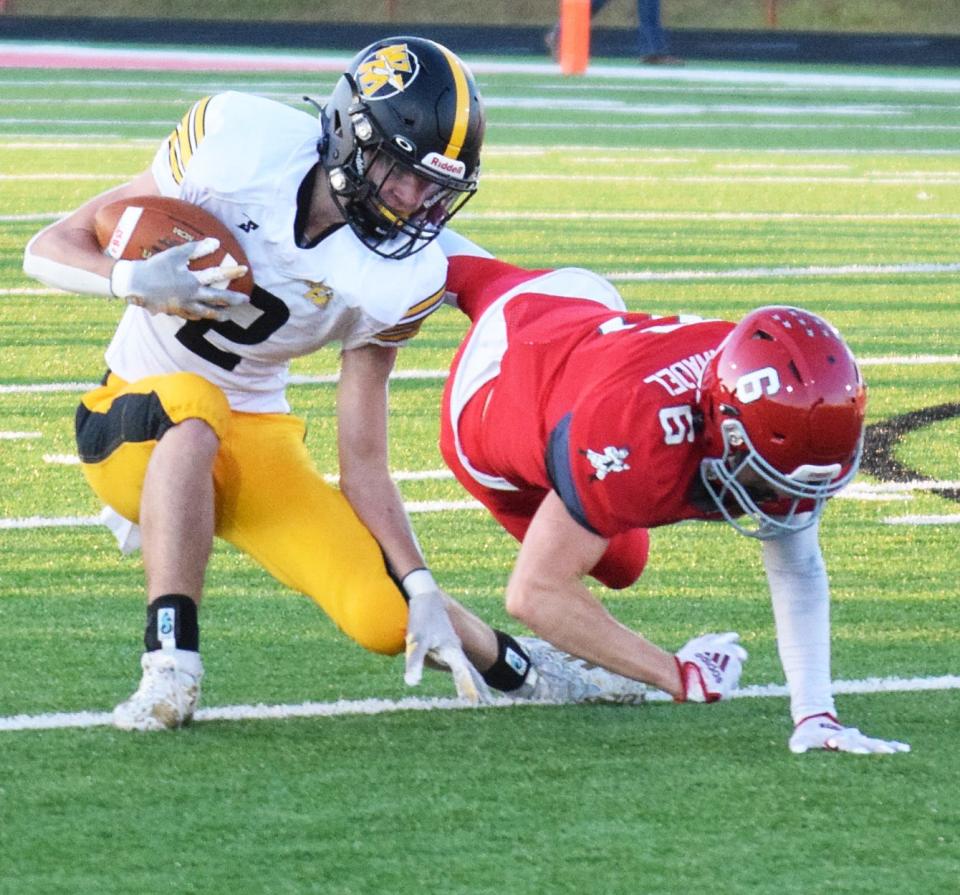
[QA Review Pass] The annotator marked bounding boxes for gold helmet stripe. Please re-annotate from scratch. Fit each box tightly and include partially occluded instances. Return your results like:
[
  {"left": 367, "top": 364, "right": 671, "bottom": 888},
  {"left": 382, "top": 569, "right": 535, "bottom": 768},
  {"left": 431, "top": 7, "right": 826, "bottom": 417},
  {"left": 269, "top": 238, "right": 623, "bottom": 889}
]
[{"left": 437, "top": 45, "right": 470, "bottom": 160}]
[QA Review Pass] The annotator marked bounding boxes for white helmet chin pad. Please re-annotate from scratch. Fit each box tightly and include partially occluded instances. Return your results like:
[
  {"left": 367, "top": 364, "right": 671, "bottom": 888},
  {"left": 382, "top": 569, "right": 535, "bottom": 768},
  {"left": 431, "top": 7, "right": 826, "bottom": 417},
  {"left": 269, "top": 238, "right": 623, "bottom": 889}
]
[{"left": 700, "top": 419, "right": 860, "bottom": 539}]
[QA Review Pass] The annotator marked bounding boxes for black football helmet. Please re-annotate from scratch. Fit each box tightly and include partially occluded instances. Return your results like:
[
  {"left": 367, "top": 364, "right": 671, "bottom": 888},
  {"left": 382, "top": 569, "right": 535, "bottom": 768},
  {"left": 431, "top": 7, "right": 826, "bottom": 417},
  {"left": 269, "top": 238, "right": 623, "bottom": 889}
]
[{"left": 318, "top": 36, "right": 486, "bottom": 259}]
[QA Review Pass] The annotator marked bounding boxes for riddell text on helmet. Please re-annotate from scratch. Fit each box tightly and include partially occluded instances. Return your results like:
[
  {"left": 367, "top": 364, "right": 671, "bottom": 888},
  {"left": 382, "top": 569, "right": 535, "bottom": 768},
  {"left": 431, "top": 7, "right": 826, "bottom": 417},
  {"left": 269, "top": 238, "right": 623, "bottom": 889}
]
[{"left": 422, "top": 152, "right": 466, "bottom": 179}]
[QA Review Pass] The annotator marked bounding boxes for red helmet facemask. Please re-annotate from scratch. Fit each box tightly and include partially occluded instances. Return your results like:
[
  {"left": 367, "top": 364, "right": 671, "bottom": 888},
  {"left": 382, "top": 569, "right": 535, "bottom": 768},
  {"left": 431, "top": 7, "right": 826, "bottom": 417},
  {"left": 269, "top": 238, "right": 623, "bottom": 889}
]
[{"left": 697, "top": 306, "right": 866, "bottom": 539}]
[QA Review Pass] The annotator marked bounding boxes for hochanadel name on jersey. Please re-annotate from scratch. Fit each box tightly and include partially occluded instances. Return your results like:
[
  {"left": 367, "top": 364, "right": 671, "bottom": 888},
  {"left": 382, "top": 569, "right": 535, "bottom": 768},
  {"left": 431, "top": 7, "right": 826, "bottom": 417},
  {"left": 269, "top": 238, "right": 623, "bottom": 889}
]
[
  {"left": 582, "top": 446, "right": 631, "bottom": 481},
  {"left": 643, "top": 349, "right": 717, "bottom": 397}
]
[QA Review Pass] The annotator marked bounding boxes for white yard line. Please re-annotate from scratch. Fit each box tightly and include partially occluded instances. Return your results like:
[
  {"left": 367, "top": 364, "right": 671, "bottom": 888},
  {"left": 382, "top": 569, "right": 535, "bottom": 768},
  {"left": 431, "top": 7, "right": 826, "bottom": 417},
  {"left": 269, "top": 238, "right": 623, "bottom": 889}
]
[
  {"left": 0, "top": 95, "right": 944, "bottom": 118},
  {"left": 9, "top": 172, "right": 960, "bottom": 185},
  {"left": 605, "top": 262, "right": 960, "bottom": 281},
  {"left": 0, "top": 431, "right": 41, "bottom": 439},
  {"left": 716, "top": 163, "right": 852, "bottom": 171},
  {"left": 0, "top": 500, "right": 482, "bottom": 531},
  {"left": 8, "top": 211, "right": 960, "bottom": 227},
  {"left": 460, "top": 211, "right": 960, "bottom": 222},
  {"left": 499, "top": 121, "right": 960, "bottom": 132},
  {"left": 487, "top": 172, "right": 960, "bottom": 185},
  {"left": 0, "top": 117, "right": 174, "bottom": 127},
  {"left": 34, "top": 449, "right": 958, "bottom": 500},
  {"left": 0, "top": 215, "right": 67, "bottom": 224},
  {"left": 1, "top": 352, "right": 958, "bottom": 397},
  {"left": 840, "top": 481, "right": 960, "bottom": 499},
  {"left": 42, "top": 452, "right": 461, "bottom": 478},
  {"left": 0, "top": 140, "right": 157, "bottom": 149},
  {"left": 0, "top": 78, "right": 332, "bottom": 90},
  {"left": 0, "top": 381, "right": 100, "bottom": 393},
  {"left": 42, "top": 454, "right": 79, "bottom": 464},
  {"left": 0, "top": 97, "right": 198, "bottom": 105},
  {"left": 5, "top": 97, "right": 929, "bottom": 118},
  {"left": 27, "top": 457, "right": 960, "bottom": 517},
  {"left": 486, "top": 97, "right": 909, "bottom": 116},
  {"left": 858, "top": 355, "right": 960, "bottom": 366},
  {"left": 4, "top": 492, "right": 957, "bottom": 532},
  {"left": 0, "top": 514, "right": 100, "bottom": 529},
  {"left": 2, "top": 673, "right": 957, "bottom": 733},
  {"left": 4, "top": 142, "right": 960, "bottom": 157},
  {"left": 0, "top": 173, "right": 136, "bottom": 180}
]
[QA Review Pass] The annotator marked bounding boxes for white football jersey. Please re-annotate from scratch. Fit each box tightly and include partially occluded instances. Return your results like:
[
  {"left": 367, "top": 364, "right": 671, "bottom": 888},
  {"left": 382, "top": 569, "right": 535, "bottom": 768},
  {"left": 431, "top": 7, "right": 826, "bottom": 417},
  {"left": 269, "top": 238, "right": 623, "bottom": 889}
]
[{"left": 104, "top": 92, "right": 448, "bottom": 412}]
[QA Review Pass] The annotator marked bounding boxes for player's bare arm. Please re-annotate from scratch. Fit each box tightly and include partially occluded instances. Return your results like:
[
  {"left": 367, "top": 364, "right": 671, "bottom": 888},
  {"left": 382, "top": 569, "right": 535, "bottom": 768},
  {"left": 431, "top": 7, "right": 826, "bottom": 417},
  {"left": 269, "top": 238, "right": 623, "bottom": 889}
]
[
  {"left": 336, "top": 343, "right": 497, "bottom": 702},
  {"left": 23, "top": 169, "right": 245, "bottom": 321},
  {"left": 507, "top": 491, "right": 684, "bottom": 697},
  {"left": 25, "top": 169, "right": 161, "bottom": 280},
  {"left": 336, "top": 343, "right": 425, "bottom": 578}
]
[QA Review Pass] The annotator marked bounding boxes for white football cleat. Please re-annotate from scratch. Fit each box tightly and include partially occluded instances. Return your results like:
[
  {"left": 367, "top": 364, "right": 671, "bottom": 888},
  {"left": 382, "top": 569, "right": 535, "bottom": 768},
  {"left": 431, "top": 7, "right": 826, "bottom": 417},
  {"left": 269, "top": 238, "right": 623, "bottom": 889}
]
[
  {"left": 113, "top": 649, "right": 204, "bottom": 731},
  {"left": 513, "top": 637, "right": 646, "bottom": 705}
]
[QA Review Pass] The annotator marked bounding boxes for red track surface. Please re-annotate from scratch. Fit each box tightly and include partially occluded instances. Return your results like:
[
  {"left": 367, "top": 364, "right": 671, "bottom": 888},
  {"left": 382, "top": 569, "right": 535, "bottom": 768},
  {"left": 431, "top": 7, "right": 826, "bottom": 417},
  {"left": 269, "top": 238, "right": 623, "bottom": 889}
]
[{"left": 0, "top": 43, "right": 345, "bottom": 71}]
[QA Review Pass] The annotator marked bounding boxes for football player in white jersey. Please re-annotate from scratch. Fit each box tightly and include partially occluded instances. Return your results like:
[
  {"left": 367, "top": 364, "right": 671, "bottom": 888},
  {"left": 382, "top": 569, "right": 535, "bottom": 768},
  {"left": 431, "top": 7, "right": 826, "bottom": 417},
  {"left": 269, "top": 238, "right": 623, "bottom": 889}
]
[{"left": 23, "top": 37, "right": 651, "bottom": 730}]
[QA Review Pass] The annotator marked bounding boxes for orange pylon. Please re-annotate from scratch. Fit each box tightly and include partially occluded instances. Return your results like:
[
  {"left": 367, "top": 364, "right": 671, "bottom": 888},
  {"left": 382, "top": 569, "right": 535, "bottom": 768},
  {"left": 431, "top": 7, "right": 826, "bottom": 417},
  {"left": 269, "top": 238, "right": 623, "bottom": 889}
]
[{"left": 559, "top": 0, "right": 591, "bottom": 76}]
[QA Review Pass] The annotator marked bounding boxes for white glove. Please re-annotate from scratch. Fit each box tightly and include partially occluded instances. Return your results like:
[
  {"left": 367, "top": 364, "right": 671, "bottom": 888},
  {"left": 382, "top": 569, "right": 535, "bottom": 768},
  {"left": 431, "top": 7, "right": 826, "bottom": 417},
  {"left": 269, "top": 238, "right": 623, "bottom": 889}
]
[
  {"left": 110, "top": 238, "right": 248, "bottom": 321},
  {"left": 789, "top": 713, "right": 911, "bottom": 755},
  {"left": 674, "top": 631, "right": 747, "bottom": 703},
  {"left": 402, "top": 571, "right": 491, "bottom": 705}
]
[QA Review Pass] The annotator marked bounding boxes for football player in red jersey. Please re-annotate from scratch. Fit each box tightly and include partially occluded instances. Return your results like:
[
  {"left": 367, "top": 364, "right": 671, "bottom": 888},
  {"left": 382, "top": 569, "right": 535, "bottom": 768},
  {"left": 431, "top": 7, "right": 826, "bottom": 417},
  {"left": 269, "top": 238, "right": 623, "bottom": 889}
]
[{"left": 436, "top": 230, "right": 910, "bottom": 754}]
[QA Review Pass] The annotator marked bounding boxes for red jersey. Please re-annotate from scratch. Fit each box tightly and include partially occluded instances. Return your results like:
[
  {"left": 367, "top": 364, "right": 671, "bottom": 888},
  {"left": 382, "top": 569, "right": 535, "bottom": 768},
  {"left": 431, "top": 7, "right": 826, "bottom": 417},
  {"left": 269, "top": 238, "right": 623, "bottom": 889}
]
[{"left": 446, "top": 256, "right": 735, "bottom": 539}]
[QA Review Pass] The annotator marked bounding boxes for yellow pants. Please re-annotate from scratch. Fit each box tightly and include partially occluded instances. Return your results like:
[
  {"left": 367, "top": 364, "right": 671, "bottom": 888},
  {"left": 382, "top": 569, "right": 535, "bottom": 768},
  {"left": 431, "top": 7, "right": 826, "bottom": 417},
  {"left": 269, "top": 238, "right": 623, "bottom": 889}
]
[{"left": 76, "top": 371, "right": 407, "bottom": 655}]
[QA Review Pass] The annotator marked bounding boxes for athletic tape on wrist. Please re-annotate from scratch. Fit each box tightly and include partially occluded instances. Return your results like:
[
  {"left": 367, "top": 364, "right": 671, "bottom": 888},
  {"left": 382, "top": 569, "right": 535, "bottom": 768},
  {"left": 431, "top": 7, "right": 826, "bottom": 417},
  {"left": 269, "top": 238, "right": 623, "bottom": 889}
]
[
  {"left": 401, "top": 567, "right": 437, "bottom": 599},
  {"left": 109, "top": 259, "right": 135, "bottom": 299}
]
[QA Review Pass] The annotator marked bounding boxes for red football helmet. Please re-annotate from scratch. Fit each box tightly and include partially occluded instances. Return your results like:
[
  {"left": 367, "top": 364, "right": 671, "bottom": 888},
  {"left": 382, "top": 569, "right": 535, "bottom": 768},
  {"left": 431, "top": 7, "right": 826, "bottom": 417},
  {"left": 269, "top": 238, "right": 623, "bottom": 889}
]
[{"left": 697, "top": 306, "right": 866, "bottom": 538}]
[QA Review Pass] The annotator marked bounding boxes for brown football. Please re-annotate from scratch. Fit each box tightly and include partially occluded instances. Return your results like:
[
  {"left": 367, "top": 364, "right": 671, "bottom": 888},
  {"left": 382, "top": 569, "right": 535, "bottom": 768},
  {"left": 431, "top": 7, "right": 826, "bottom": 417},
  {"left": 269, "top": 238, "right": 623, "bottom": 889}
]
[{"left": 93, "top": 195, "right": 254, "bottom": 296}]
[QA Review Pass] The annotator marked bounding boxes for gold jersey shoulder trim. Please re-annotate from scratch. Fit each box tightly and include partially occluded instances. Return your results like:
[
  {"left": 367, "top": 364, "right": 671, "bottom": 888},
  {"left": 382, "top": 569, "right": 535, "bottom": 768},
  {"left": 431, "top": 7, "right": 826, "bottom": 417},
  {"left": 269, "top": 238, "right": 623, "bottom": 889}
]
[
  {"left": 167, "top": 96, "right": 212, "bottom": 185},
  {"left": 374, "top": 283, "right": 446, "bottom": 344}
]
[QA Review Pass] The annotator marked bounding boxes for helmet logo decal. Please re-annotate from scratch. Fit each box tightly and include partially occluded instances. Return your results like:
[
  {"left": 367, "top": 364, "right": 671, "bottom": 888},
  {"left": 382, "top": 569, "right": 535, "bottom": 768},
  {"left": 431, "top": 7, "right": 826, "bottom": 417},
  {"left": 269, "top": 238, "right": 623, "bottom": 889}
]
[
  {"left": 356, "top": 44, "right": 419, "bottom": 100},
  {"left": 735, "top": 366, "right": 780, "bottom": 403},
  {"left": 582, "top": 446, "right": 631, "bottom": 481}
]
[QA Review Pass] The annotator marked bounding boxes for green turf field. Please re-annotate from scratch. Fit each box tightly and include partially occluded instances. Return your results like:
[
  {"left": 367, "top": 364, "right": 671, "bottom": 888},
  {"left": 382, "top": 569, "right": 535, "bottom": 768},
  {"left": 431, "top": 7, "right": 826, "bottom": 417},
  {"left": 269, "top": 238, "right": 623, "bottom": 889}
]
[{"left": 1, "top": 49, "right": 958, "bottom": 895}]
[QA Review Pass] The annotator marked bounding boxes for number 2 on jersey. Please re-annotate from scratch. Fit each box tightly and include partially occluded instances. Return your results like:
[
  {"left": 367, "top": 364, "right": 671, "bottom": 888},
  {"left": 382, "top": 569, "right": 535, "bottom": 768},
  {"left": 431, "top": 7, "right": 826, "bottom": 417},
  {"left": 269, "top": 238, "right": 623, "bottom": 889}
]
[{"left": 175, "top": 285, "right": 290, "bottom": 371}]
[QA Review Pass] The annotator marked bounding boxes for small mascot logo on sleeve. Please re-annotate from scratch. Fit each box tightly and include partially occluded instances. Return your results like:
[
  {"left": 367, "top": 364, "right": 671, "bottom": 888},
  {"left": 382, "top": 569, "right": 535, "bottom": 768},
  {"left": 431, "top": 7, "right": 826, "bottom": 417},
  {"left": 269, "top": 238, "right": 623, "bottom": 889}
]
[
  {"left": 582, "top": 446, "right": 631, "bottom": 481},
  {"left": 356, "top": 44, "right": 420, "bottom": 100},
  {"left": 305, "top": 280, "right": 334, "bottom": 308}
]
